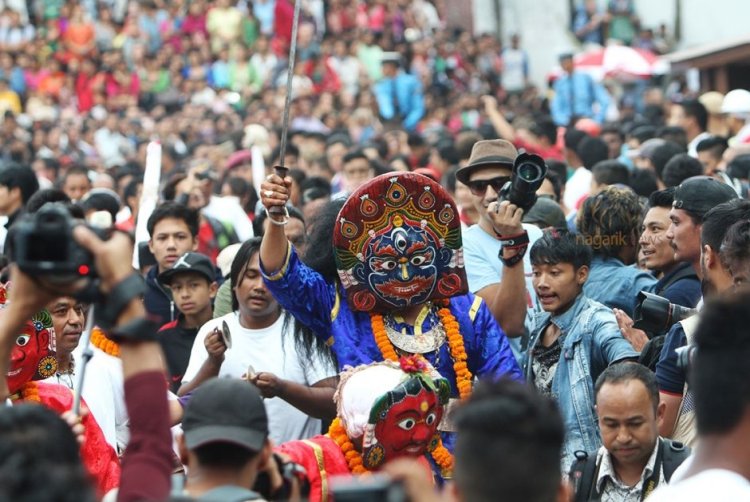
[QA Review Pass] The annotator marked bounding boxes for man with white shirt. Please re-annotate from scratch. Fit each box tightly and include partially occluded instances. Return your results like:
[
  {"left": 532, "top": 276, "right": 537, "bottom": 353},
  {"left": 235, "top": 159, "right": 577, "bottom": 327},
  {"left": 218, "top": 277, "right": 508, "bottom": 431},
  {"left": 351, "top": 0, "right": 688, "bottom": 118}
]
[
  {"left": 648, "top": 291, "right": 750, "bottom": 501},
  {"left": 41, "top": 297, "right": 127, "bottom": 453},
  {"left": 501, "top": 34, "right": 529, "bottom": 95},
  {"left": 179, "top": 238, "right": 337, "bottom": 445}
]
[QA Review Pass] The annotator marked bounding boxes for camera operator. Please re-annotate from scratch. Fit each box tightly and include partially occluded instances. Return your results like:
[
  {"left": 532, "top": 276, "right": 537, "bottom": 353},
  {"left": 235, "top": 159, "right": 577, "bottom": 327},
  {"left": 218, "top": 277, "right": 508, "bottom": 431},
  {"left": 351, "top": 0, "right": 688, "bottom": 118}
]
[
  {"left": 459, "top": 139, "right": 545, "bottom": 343},
  {"left": 656, "top": 195, "right": 749, "bottom": 446}
]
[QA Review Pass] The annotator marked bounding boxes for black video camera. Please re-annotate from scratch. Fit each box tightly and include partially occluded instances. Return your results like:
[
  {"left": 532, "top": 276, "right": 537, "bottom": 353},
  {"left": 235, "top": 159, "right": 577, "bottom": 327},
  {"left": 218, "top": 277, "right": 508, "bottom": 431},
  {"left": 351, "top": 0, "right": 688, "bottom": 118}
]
[
  {"left": 632, "top": 291, "right": 697, "bottom": 334},
  {"left": 499, "top": 151, "right": 548, "bottom": 212},
  {"left": 12, "top": 203, "right": 101, "bottom": 286}
]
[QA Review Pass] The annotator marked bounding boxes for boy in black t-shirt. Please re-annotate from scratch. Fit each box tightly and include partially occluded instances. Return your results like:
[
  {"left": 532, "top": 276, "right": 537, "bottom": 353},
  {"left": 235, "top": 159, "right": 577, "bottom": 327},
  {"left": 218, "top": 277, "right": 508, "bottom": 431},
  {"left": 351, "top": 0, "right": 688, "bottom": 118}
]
[{"left": 158, "top": 252, "right": 218, "bottom": 392}]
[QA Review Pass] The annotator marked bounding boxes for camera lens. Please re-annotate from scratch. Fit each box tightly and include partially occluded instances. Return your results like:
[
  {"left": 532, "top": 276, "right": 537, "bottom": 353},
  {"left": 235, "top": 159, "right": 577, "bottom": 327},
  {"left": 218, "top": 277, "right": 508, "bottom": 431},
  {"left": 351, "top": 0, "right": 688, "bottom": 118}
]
[{"left": 517, "top": 162, "right": 543, "bottom": 182}]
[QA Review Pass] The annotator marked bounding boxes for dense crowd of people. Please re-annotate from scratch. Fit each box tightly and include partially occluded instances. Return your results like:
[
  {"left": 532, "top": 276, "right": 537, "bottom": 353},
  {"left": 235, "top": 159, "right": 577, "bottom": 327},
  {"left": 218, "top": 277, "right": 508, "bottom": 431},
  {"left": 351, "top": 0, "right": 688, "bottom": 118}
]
[{"left": 2, "top": 1, "right": 750, "bottom": 501}]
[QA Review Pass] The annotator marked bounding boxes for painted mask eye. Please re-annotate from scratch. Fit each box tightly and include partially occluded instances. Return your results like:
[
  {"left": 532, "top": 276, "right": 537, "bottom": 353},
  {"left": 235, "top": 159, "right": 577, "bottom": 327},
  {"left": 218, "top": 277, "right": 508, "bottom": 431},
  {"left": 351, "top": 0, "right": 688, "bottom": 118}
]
[
  {"left": 16, "top": 335, "right": 30, "bottom": 347},
  {"left": 410, "top": 255, "right": 427, "bottom": 266},
  {"left": 380, "top": 260, "right": 398, "bottom": 271},
  {"left": 394, "top": 231, "right": 408, "bottom": 252},
  {"left": 425, "top": 412, "right": 437, "bottom": 426},
  {"left": 398, "top": 418, "right": 416, "bottom": 431}
]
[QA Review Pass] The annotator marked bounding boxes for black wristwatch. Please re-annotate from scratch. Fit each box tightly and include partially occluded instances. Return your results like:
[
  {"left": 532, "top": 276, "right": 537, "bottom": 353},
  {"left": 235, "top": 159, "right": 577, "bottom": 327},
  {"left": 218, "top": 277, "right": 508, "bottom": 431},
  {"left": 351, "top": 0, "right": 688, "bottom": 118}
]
[{"left": 497, "top": 230, "right": 530, "bottom": 268}]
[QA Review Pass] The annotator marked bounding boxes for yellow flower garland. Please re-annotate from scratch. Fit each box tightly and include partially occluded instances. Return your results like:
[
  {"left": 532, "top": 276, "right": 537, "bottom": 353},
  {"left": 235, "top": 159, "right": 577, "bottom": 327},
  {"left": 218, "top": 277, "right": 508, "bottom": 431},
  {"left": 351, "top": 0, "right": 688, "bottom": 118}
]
[
  {"left": 370, "top": 302, "right": 473, "bottom": 400},
  {"left": 90, "top": 327, "right": 120, "bottom": 358},
  {"left": 327, "top": 417, "right": 454, "bottom": 477}
]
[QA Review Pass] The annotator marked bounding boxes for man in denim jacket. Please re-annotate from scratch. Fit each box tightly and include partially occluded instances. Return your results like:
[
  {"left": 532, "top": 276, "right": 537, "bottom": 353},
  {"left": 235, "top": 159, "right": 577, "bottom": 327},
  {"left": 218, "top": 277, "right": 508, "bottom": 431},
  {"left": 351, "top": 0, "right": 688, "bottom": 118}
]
[{"left": 522, "top": 229, "right": 638, "bottom": 471}]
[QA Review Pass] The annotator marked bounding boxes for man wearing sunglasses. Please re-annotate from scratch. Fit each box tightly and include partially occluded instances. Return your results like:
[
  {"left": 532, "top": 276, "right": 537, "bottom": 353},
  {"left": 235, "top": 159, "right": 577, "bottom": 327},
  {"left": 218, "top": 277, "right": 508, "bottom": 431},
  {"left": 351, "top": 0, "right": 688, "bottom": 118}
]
[{"left": 459, "top": 139, "right": 544, "bottom": 349}]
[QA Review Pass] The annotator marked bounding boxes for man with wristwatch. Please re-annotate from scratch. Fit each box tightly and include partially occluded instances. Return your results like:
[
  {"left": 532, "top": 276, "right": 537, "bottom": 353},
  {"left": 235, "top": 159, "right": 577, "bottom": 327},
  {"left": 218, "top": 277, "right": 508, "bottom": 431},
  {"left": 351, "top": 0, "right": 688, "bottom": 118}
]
[{"left": 459, "top": 139, "right": 544, "bottom": 351}]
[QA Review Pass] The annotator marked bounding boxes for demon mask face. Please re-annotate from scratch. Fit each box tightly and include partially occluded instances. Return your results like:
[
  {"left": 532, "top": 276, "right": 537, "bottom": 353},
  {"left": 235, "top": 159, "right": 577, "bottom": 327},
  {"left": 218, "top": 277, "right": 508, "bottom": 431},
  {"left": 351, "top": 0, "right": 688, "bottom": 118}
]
[{"left": 334, "top": 173, "right": 467, "bottom": 312}]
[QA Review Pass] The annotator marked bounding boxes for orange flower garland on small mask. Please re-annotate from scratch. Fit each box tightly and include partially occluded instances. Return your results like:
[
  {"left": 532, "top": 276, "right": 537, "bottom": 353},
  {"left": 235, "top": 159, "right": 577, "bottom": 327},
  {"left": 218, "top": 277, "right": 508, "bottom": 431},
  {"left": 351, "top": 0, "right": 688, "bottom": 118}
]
[
  {"left": 328, "top": 417, "right": 369, "bottom": 475},
  {"left": 328, "top": 355, "right": 456, "bottom": 477}
]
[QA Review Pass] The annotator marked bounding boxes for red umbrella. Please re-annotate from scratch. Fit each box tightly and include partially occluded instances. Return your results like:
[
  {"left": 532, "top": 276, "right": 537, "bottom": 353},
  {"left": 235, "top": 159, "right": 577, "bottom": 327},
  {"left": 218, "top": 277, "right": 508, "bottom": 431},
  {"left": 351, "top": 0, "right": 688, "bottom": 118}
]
[{"left": 574, "top": 45, "right": 664, "bottom": 79}]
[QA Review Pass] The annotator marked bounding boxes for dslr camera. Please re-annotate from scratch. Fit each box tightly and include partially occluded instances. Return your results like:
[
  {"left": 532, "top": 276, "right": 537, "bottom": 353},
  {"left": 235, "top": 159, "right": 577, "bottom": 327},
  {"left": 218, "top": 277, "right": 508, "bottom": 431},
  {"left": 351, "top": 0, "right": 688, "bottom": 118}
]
[
  {"left": 632, "top": 291, "right": 698, "bottom": 334},
  {"left": 12, "top": 203, "right": 101, "bottom": 286},
  {"left": 499, "top": 151, "right": 548, "bottom": 212}
]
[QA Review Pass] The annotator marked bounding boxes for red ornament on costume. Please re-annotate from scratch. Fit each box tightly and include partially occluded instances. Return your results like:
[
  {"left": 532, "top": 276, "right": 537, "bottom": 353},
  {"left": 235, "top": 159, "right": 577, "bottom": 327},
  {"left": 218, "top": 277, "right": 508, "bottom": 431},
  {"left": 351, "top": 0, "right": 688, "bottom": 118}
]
[{"left": 16, "top": 382, "right": 122, "bottom": 497}]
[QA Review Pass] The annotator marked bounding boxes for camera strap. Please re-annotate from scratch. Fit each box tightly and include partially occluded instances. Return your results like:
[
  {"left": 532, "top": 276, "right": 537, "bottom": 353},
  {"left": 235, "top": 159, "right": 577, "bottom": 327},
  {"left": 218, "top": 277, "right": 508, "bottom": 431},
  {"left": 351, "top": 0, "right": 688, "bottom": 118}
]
[{"left": 497, "top": 231, "right": 529, "bottom": 268}]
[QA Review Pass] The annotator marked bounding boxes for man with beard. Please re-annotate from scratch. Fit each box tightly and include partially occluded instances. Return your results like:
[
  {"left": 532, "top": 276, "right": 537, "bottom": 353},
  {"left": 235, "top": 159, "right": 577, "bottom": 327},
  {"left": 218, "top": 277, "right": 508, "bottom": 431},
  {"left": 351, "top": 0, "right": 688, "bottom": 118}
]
[
  {"left": 656, "top": 196, "right": 749, "bottom": 447},
  {"left": 179, "top": 237, "right": 338, "bottom": 445}
]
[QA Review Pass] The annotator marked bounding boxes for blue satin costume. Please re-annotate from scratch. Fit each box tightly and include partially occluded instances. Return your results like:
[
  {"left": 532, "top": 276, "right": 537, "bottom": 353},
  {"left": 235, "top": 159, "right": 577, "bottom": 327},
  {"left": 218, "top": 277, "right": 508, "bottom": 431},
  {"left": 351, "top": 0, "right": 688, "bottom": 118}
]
[{"left": 261, "top": 244, "right": 524, "bottom": 396}]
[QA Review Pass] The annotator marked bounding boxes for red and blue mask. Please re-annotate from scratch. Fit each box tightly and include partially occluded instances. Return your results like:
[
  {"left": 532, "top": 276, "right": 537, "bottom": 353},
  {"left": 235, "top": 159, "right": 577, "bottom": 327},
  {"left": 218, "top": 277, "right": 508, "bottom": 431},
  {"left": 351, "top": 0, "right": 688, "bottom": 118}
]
[{"left": 334, "top": 173, "right": 468, "bottom": 312}]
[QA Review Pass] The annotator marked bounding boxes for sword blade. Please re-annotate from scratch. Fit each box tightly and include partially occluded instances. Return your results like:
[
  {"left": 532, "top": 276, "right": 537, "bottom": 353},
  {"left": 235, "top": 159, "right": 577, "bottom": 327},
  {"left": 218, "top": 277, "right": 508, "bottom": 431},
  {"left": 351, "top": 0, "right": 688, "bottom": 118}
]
[{"left": 277, "top": 0, "right": 303, "bottom": 172}]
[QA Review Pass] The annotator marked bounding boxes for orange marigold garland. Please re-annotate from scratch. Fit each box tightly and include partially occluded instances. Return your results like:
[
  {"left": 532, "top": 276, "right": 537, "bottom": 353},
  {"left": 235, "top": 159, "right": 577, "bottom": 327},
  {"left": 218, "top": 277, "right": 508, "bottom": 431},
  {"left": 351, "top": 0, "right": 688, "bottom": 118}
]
[
  {"left": 328, "top": 417, "right": 368, "bottom": 475},
  {"left": 371, "top": 313, "right": 398, "bottom": 362},
  {"left": 436, "top": 304, "right": 473, "bottom": 400},
  {"left": 13, "top": 381, "right": 41, "bottom": 403},
  {"left": 370, "top": 303, "right": 473, "bottom": 400},
  {"left": 90, "top": 327, "right": 120, "bottom": 357},
  {"left": 430, "top": 441, "right": 454, "bottom": 476},
  {"left": 328, "top": 417, "right": 454, "bottom": 477}
]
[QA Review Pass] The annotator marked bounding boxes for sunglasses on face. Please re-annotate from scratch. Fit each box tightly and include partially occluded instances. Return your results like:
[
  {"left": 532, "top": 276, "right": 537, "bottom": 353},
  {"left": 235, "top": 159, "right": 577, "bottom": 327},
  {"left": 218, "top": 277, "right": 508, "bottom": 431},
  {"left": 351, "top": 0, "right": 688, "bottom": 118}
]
[{"left": 466, "top": 176, "right": 511, "bottom": 196}]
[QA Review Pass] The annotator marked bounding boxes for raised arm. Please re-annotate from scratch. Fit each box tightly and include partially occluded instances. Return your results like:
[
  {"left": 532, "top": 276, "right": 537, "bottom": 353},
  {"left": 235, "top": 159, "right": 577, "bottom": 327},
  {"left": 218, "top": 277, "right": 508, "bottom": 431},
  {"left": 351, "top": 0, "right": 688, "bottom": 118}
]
[
  {"left": 465, "top": 200, "right": 530, "bottom": 338},
  {"left": 258, "top": 177, "right": 336, "bottom": 338},
  {"left": 482, "top": 95, "right": 517, "bottom": 142},
  {"left": 259, "top": 172, "right": 292, "bottom": 274}
]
